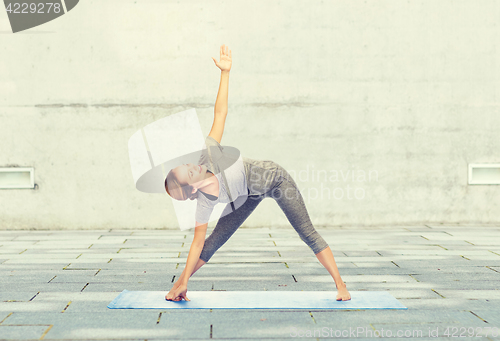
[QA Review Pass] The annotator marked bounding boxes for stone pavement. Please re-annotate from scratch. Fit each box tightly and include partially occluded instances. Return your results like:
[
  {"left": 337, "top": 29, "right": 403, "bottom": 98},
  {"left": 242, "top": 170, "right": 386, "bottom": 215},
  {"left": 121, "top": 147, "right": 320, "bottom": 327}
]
[{"left": 0, "top": 225, "right": 499, "bottom": 340}]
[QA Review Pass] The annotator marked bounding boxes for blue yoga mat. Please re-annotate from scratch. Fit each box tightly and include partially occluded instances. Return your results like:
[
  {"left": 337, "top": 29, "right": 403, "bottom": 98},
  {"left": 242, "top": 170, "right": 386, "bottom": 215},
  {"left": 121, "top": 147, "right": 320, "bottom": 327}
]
[{"left": 107, "top": 290, "right": 407, "bottom": 310}]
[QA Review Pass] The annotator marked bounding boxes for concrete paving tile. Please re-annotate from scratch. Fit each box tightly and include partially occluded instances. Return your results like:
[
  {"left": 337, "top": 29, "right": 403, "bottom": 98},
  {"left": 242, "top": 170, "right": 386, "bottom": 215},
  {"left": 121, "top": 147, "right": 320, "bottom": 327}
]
[
  {"left": 81, "top": 281, "right": 212, "bottom": 292},
  {"left": 89, "top": 243, "right": 184, "bottom": 249},
  {"left": 339, "top": 281, "right": 432, "bottom": 290},
  {"left": 378, "top": 249, "right": 454, "bottom": 256},
  {"left": 181, "top": 251, "right": 281, "bottom": 259},
  {"left": 10, "top": 282, "right": 90, "bottom": 292},
  {"left": 0, "top": 301, "right": 65, "bottom": 313},
  {"left": 388, "top": 259, "right": 474, "bottom": 269},
  {"left": 32, "top": 291, "right": 120, "bottom": 303},
  {"left": 2, "top": 280, "right": 55, "bottom": 289},
  {"left": 0, "top": 325, "right": 52, "bottom": 339},
  {"left": 7, "top": 253, "right": 80, "bottom": 259},
  {"left": 157, "top": 310, "right": 212, "bottom": 338},
  {"left": 118, "top": 241, "right": 186, "bottom": 248},
  {"left": 431, "top": 290, "right": 500, "bottom": 300},
  {"left": 0, "top": 264, "right": 70, "bottom": 271},
  {"left": 286, "top": 261, "right": 359, "bottom": 269},
  {"left": 9, "top": 269, "right": 97, "bottom": 283},
  {"left": 2, "top": 258, "right": 73, "bottom": 265},
  {"left": 106, "top": 258, "right": 183, "bottom": 264},
  {"left": 27, "top": 241, "right": 98, "bottom": 248},
  {"left": 190, "top": 275, "right": 293, "bottom": 282},
  {"left": 341, "top": 251, "right": 384, "bottom": 257},
  {"left": 0, "top": 251, "right": 25, "bottom": 256},
  {"left": 412, "top": 273, "right": 500, "bottom": 282},
  {"left": 118, "top": 252, "right": 182, "bottom": 258},
  {"left": 4, "top": 311, "right": 159, "bottom": 325},
  {"left": 0, "top": 292, "right": 39, "bottom": 302},
  {"left": 380, "top": 289, "right": 446, "bottom": 299},
  {"left": 276, "top": 251, "right": 325, "bottom": 259},
  {"left": 406, "top": 280, "right": 498, "bottom": 291},
  {"left": 28, "top": 312, "right": 181, "bottom": 340},
  {"left": 61, "top": 262, "right": 133, "bottom": 270},
  {"left": 95, "top": 268, "right": 178, "bottom": 277},
  {"left": 420, "top": 266, "right": 498, "bottom": 274},
  {"left": 294, "top": 274, "right": 413, "bottom": 283},
  {"left": 211, "top": 310, "right": 315, "bottom": 339},
  {"left": 67, "top": 300, "right": 127, "bottom": 312},
  {"left": 342, "top": 268, "right": 412, "bottom": 275},
  {"left": 0, "top": 269, "right": 54, "bottom": 275},
  {"left": 55, "top": 275, "right": 173, "bottom": 285},
  {"left": 118, "top": 247, "right": 188, "bottom": 253},
  {"left": 197, "top": 256, "right": 297, "bottom": 263},
  {"left": 398, "top": 298, "right": 500, "bottom": 310},
  {"left": 458, "top": 260, "right": 500, "bottom": 267},
  {"left": 369, "top": 244, "right": 449, "bottom": 250},
  {"left": 211, "top": 279, "right": 305, "bottom": 291},
  {"left": 14, "top": 235, "right": 99, "bottom": 241},
  {"left": 194, "top": 272, "right": 291, "bottom": 282},
  {"left": 79, "top": 282, "right": 162, "bottom": 292},
  {"left": 418, "top": 281, "right": 500, "bottom": 290},
  {"left": 195, "top": 261, "right": 287, "bottom": 271}
]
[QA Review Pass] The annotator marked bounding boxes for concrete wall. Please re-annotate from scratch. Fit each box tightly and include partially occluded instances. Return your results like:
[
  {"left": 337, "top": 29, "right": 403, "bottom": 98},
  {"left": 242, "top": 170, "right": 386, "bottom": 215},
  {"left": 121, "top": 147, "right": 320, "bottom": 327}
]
[{"left": 1, "top": 0, "right": 499, "bottom": 230}]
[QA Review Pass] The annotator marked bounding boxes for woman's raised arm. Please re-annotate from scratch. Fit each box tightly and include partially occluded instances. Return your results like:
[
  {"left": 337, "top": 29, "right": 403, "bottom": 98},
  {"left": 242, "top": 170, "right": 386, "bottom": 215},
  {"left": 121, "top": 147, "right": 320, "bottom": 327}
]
[{"left": 209, "top": 44, "right": 232, "bottom": 144}]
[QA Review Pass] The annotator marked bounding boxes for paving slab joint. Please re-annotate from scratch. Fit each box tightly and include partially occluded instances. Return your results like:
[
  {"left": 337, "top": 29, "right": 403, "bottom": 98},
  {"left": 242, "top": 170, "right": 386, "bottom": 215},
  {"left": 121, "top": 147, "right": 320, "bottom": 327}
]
[
  {"left": 0, "top": 312, "right": 13, "bottom": 324},
  {"left": 29, "top": 292, "right": 40, "bottom": 301},
  {"left": 469, "top": 311, "right": 488, "bottom": 323},
  {"left": 61, "top": 301, "right": 71, "bottom": 313},
  {"left": 431, "top": 289, "right": 445, "bottom": 298}
]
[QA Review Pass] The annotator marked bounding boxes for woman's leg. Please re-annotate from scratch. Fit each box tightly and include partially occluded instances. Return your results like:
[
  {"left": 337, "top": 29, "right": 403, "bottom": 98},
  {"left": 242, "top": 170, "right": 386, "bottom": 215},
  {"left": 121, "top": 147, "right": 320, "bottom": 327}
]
[
  {"left": 192, "top": 194, "right": 265, "bottom": 269},
  {"left": 268, "top": 170, "right": 350, "bottom": 300},
  {"left": 177, "top": 196, "right": 264, "bottom": 284},
  {"left": 179, "top": 195, "right": 264, "bottom": 283}
]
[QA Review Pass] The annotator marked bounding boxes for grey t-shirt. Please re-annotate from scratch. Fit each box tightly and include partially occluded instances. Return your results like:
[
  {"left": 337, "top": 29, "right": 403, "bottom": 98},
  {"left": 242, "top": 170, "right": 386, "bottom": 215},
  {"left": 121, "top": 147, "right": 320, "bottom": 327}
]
[{"left": 195, "top": 136, "right": 248, "bottom": 224}]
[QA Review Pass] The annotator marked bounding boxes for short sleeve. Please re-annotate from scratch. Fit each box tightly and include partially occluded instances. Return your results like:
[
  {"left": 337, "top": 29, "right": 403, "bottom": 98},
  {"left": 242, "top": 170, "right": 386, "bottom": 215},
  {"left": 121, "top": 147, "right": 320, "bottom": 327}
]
[
  {"left": 205, "top": 136, "right": 223, "bottom": 152},
  {"left": 198, "top": 136, "right": 224, "bottom": 171},
  {"left": 205, "top": 136, "right": 224, "bottom": 161},
  {"left": 195, "top": 195, "right": 215, "bottom": 224}
]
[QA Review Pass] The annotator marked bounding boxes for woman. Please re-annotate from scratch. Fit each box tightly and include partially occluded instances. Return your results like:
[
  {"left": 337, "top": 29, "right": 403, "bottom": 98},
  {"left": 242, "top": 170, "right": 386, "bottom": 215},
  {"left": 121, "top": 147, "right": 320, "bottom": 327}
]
[{"left": 165, "top": 44, "right": 350, "bottom": 302}]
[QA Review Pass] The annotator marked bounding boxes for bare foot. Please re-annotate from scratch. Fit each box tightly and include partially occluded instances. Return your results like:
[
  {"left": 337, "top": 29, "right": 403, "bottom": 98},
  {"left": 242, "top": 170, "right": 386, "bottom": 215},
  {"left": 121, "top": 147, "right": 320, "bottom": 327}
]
[{"left": 336, "top": 283, "right": 351, "bottom": 301}]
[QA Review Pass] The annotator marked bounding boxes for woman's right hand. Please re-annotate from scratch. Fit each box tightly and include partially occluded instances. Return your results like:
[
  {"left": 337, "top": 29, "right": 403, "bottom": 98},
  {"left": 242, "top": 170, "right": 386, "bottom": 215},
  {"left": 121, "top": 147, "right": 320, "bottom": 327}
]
[
  {"left": 166, "top": 283, "right": 190, "bottom": 301},
  {"left": 212, "top": 44, "right": 232, "bottom": 72},
  {"left": 165, "top": 278, "right": 182, "bottom": 301}
]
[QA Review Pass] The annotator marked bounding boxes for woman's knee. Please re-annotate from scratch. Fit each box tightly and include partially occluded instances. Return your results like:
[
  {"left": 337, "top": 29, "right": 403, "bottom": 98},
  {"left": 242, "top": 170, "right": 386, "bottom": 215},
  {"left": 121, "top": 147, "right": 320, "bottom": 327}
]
[{"left": 310, "top": 231, "right": 329, "bottom": 254}]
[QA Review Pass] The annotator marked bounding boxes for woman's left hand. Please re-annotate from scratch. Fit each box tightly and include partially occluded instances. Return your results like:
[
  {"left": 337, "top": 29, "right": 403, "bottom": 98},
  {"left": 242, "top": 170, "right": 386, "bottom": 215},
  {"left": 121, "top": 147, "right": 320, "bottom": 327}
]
[
  {"left": 212, "top": 44, "right": 232, "bottom": 72},
  {"left": 166, "top": 283, "right": 190, "bottom": 301}
]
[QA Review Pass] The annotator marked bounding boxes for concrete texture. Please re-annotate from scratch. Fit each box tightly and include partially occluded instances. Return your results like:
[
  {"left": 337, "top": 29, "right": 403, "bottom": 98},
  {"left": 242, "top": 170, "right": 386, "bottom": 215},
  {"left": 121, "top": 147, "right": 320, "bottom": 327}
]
[
  {"left": 0, "top": 225, "right": 500, "bottom": 340},
  {"left": 1, "top": 1, "right": 499, "bottom": 229}
]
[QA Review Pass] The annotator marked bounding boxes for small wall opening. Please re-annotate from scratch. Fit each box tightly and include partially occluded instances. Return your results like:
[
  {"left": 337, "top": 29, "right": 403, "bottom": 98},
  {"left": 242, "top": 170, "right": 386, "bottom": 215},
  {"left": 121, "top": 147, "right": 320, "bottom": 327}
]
[
  {"left": 0, "top": 167, "right": 35, "bottom": 189},
  {"left": 468, "top": 164, "right": 500, "bottom": 185}
]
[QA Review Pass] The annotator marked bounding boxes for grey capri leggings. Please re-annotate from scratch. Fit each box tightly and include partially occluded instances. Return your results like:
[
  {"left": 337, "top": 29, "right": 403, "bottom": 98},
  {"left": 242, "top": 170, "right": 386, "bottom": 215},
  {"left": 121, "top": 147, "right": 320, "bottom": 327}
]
[{"left": 199, "top": 164, "right": 329, "bottom": 263}]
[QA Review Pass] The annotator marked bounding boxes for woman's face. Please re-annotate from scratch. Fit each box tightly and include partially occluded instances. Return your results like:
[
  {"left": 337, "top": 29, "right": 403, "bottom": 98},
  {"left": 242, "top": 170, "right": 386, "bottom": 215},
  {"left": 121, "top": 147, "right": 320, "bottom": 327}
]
[{"left": 173, "top": 163, "right": 207, "bottom": 188}]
